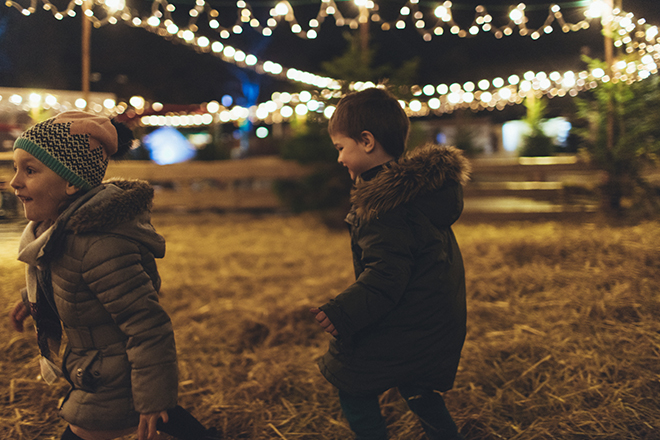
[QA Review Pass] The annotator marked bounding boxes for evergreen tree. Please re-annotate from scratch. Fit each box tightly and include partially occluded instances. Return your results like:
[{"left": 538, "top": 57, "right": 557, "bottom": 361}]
[
  {"left": 520, "top": 94, "right": 555, "bottom": 157},
  {"left": 574, "top": 58, "right": 660, "bottom": 214}
]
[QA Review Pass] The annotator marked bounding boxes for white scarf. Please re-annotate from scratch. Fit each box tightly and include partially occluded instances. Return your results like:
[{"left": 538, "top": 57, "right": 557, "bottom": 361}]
[{"left": 17, "top": 221, "right": 62, "bottom": 385}]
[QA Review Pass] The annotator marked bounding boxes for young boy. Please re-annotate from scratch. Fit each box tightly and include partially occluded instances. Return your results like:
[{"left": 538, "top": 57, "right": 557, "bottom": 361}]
[
  {"left": 311, "top": 87, "right": 470, "bottom": 440},
  {"left": 9, "top": 112, "right": 219, "bottom": 440}
]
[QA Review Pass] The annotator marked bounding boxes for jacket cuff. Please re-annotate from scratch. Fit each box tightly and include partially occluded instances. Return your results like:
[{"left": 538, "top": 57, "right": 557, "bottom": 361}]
[
  {"left": 20, "top": 288, "right": 32, "bottom": 316},
  {"left": 131, "top": 361, "right": 179, "bottom": 413}
]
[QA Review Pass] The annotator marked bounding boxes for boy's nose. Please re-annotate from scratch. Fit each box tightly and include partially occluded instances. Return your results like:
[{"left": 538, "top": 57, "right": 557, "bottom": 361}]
[{"left": 10, "top": 173, "right": 21, "bottom": 190}]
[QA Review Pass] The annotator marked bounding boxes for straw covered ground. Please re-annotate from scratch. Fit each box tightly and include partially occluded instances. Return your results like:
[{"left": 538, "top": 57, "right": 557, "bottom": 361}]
[{"left": 1, "top": 214, "right": 660, "bottom": 439}]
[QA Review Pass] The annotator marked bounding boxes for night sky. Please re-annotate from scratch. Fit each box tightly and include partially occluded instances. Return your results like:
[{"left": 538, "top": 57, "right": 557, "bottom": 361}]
[{"left": 0, "top": 0, "right": 658, "bottom": 106}]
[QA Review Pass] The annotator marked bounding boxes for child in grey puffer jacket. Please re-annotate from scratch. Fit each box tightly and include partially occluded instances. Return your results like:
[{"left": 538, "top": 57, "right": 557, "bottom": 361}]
[{"left": 9, "top": 111, "right": 219, "bottom": 440}]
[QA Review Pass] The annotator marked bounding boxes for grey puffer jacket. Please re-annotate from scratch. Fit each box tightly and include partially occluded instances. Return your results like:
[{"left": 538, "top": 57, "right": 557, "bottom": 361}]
[
  {"left": 318, "top": 145, "right": 470, "bottom": 396},
  {"left": 19, "top": 180, "right": 177, "bottom": 431}
]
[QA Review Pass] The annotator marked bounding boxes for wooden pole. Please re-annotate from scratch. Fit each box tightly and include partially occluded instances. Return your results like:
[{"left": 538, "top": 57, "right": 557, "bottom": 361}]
[
  {"left": 604, "top": 0, "right": 614, "bottom": 153},
  {"left": 359, "top": 6, "right": 369, "bottom": 65},
  {"left": 82, "top": 0, "right": 91, "bottom": 111}
]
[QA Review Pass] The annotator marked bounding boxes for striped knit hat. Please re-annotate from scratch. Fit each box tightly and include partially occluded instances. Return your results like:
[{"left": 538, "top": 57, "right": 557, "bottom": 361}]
[{"left": 13, "top": 111, "right": 119, "bottom": 191}]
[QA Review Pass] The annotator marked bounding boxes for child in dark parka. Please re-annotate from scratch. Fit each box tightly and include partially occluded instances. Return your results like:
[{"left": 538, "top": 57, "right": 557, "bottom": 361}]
[
  {"left": 8, "top": 111, "right": 219, "bottom": 440},
  {"left": 311, "top": 87, "right": 470, "bottom": 440}
]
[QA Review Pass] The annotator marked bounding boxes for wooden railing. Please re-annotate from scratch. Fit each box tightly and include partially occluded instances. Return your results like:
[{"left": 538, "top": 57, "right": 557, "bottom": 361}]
[
  {"left": 105, "top": 157, "right": 310, "bottom": 211},
  {"left": 0, "top": 151, "right": 610, "bottom": 219},
  {"left": 463, "top": 155, "right": 603, "bottom": 218}
]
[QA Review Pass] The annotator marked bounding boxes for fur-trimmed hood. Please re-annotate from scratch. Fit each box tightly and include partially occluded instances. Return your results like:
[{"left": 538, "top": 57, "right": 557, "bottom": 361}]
[
  {"left": 63, "top": 179, "right": 164, "bottom": 258},
  {"left": 351, "top": 145, "right": 471, "bottom": 225}
]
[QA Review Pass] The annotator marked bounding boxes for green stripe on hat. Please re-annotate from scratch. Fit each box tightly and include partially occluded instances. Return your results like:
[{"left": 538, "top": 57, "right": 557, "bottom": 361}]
[{"left": 14, "top": 137, "right": 93, "bottom": 191}]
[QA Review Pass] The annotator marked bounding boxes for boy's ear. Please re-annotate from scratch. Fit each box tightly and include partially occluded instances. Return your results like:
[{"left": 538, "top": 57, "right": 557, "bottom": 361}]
[
  {"left": 360, "top": 131, "right": 376, "bottom": 153},
  {"left": 65, "top": 183, "right": 81, "bottom": 196}
]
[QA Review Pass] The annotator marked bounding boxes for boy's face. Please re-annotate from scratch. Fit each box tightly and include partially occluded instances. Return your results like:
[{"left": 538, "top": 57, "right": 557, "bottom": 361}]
[
  {"left": 11, "top": 149, "right": 72, "bottom": 224},
  {"left": 331, "top": 133, "right": 372, "bottom": 181}
]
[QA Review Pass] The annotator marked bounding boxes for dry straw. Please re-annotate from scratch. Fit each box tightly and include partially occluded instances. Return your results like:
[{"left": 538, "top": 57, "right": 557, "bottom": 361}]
[{"left": 2, "top": 214, "right": 659, "bottom": 439}]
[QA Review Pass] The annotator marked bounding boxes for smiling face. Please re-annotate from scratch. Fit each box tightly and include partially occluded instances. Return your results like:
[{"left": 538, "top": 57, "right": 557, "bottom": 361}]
[
  {"left": 331, "top": 133, "right": 372, "bottom": 181},
  {"left": 10, "top": 148, "right": 74, "bottom": 224}
]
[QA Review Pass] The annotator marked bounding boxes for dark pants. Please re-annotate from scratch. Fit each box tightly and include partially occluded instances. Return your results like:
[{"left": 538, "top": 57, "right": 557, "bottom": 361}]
[{"left": 338, "top": 387, "right": 464, "bottom": 440}]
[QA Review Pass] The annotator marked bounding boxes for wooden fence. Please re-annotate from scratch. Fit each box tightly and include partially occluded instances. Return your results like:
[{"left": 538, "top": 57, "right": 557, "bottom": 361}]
[
  {"left": 105, "top": 157, "right": 310, "bottom": 211},
  {"left": 0, "top": 151, "right": 608, "bottom": 219},
  {"left": 463, "top": 155, "right": 603, "bottom": 219}
]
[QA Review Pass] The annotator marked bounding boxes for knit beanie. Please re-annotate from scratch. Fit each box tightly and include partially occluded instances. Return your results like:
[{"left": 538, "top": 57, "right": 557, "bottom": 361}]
[{"left": 13, "top": 111, "right": 119, "bottom": 191}]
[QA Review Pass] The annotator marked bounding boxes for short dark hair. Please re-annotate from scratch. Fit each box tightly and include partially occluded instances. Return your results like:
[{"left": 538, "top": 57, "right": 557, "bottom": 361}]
[{"left": 328, "top": 87, "right": 410, "bottom": 159}]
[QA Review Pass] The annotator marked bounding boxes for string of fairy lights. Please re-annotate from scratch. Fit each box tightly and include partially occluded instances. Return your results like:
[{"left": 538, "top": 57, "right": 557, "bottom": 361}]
[{"left": 1, "top": 0, "right": 659, "bottom": 127}]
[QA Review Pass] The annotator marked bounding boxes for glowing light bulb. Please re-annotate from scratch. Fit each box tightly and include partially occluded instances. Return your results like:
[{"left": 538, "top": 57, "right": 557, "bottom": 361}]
[
  {"left": 423, "top": 84, "right": 435, "bottom": 96},
  {"left": 509, "top": 8, "right": 523, "bottom": 23},
  {"left": 498, "top": 88, "right": 512, "bottom": 100},
  {"left": 434, "top": 6, "right": 447, "bottom": 18},
  {"left": 585, "top": 0, "right": 606, "bottom": 19},
  {"left": 275, "top": 2, "right": 288, "bottom": 16}
]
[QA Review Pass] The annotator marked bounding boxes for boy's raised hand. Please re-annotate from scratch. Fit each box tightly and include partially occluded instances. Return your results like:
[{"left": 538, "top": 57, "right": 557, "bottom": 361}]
[
  {"left": 310, "top": 307, "right": 339, "bottom": 337},
  {"left": 9, "top": 300, "right": 30, "bottom": 333}
]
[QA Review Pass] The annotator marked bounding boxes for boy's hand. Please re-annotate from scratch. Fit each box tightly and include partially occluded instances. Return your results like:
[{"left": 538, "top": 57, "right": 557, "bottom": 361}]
[
  {"left": 138, "top": 410, "right": 168, "bottom": 440},
  {"left": 9, "top": 300, "right": 30, "bottom": 333},
  {"left": 310, "top": 307, "right": 339, "bottom": 336}
]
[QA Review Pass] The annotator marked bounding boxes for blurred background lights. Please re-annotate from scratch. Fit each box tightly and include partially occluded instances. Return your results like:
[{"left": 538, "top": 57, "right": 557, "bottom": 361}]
[
  {"left": 509, "top": 7, "right": 524, "bottom": 23},
  {"left": 142, "top": 126, "right": 196, "bottom": 165},
  {"left": 1, "top": 0, "right": 658, "bottom": 123},
  {"left": 221, "top": 95, "right": 233, "bottom": 107},
  {"left": 129, "top": 95, "right": 145, "bottom": 109},
  {"left": 28, "top": 93, "right": 41, "bottom": 107},
  {"left": 206, "top": 100, "right": 220, "bottom": 113},
  {"left": 498, "top": 87, "right": 512, "bottom": 100},
  {"left": 323, "top": 106, "right": 335, "bottom": 119},
  {"left": 45, "top": 95, "right": 58, "bottom": 106},
  {"left": 255, "top": 126, "right": 269, "bottom": 138},
  {"left": 295, "top": 103, "right": 308, "bottom": 115},
  {"left": 409, "top": 100, "right": 422, "bottom": 112},
  {"left": 299, "top": 90, "right": 312, "bottom": 102}
]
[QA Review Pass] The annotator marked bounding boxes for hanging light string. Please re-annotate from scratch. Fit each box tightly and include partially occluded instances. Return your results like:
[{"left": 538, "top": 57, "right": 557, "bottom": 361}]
[
  {"left": 5, "top": 0, "right": 658, "bottom": 84},
  {"left": 1, "top": 0, "right": 612, "bottom": 41},
  {"left": 2, "top": 0, "right": 659, "bottom": 125}
]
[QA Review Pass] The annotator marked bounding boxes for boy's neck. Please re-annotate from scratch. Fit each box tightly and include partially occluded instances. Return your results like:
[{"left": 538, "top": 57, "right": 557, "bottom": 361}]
[{"left": 367, "top": 149, "right": 395, "bottom": 169}]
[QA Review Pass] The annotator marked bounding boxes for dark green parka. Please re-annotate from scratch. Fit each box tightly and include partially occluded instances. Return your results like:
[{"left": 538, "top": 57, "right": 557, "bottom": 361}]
[{"left": 318, "top": 145, "right": 470, "bottom": 396}]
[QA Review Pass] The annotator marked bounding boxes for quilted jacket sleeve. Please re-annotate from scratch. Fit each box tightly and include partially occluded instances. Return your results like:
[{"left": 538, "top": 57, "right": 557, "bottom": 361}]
[
  {"left": 320, "top": 211, "right": 416, "bottom": 338},
  {"left": 81, "top": 235, "right": 178, "bottom": 414}
]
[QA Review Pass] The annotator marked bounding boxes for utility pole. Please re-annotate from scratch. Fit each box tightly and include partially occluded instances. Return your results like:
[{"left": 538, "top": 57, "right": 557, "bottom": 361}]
[
  {"left": 82, "top": 0, "right": 91, "bottom": 111},
  {"left": 359, "top": 4, "right": 369, "bottom": 65},
  {"left": 603, "top": 0, "right": 615, "bottom": 153}
]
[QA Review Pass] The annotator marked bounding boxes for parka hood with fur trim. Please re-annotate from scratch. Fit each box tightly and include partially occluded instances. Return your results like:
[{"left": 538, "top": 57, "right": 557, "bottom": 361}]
[
  {"left": 350, "top": 145, "right": 471, "bottom": 226},
  {"left": 62, "top": 179, "right": 164, "bottom": 258}
]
